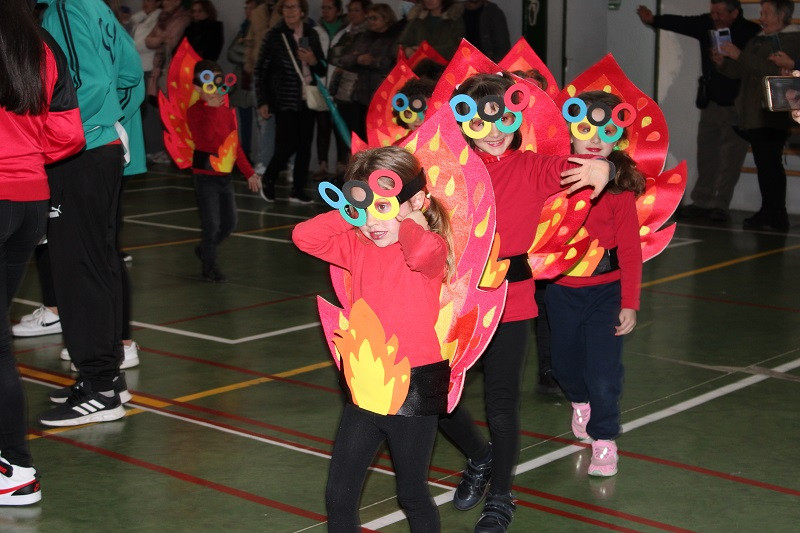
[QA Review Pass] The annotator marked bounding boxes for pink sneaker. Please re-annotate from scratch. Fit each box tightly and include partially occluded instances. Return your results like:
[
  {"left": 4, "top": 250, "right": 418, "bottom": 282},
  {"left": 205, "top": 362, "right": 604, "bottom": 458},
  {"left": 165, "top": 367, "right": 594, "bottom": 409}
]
[
  {"left": 571, "top": 402, "right": 590, "bottom": 439},
  {"left": 588, "top": 440, "right": 618, "bottom": 477}
]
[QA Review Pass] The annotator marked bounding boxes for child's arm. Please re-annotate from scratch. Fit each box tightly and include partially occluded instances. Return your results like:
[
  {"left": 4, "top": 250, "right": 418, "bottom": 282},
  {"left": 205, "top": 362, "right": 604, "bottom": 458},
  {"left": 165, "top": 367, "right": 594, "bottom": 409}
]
[
  {"left": 560, "top": 156, "right": 613, "bottom": 199},
  {"left": 615, "top": 191, "right": 642, "bottom": 336},
  {"left": 292, "top": 210, "right": 358, "bottom": 269},
  {"left": 397, "top": 213, "right": 447, "bottom": 280}
]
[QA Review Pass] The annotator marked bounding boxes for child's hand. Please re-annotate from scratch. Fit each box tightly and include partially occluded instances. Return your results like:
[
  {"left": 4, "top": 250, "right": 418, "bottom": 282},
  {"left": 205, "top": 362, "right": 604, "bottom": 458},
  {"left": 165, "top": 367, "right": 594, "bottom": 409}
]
[
  {"left": 615, "top": 308, "right": 637, "bottom": 336},
  {"left": 247, "top": 173, "right": 262, "bottom": 193},
  {"left": 398, "top": 209, "right": 429, "bottom": 230},
  {"left": 561, "top": 158, "right": 611, "bottom": 199}
]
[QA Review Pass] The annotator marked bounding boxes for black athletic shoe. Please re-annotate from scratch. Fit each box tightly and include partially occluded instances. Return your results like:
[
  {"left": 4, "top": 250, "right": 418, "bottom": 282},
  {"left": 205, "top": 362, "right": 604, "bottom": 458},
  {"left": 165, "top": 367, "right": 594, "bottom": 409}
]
[
  {"left": 40, "top": 381, "right": 125, "bottom": 427},
  {"left": 50, "top": 374, "right": 132, "bottom": 404},
  {"left": 453, "top": 446, "right": 493, "bottom": 511},
  {"left": 474, "top": 493, "right": 516, "bottom": 533}
]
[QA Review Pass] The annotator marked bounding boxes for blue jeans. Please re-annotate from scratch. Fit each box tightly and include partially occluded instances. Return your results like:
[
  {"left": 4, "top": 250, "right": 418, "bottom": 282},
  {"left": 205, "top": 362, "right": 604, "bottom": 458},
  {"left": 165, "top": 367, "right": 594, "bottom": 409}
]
[
  {"left": 193, "top": 174, "right": 236, "bottom": 273},
  {"left": 0, "top": 200, "right": 48, "bottom": 467},
  {"left": 546, "top": 281, "right": 624, "bottom": 441},
  {"left": 256, "top": 114, "right": 275, "bottom": 171}
]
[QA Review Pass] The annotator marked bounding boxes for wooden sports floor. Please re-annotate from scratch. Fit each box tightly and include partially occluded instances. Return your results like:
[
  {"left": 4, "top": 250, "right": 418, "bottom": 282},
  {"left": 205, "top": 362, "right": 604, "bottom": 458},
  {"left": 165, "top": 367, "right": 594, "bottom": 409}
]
[{"left": 5, "top": 167, "right": 800, "bottom": 532}]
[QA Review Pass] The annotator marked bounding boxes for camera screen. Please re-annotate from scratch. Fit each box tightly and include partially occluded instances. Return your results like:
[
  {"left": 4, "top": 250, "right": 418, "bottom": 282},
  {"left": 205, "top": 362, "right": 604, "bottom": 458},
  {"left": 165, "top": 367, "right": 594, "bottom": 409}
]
[{"left": 765, "top": 77, "right": 800, "bottom": 111}]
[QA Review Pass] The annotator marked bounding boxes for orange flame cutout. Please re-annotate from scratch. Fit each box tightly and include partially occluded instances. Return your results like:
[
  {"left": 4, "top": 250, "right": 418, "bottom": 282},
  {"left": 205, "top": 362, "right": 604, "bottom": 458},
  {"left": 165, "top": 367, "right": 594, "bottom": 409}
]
[
  {"left": 332, "top": 299, "right": 410, "bottom": 416},
  {"left": 210, "top": 131, "right": 238, "bottom": 173},
  {"left": 479, "top": 233, "right": 508, "bottom": 289}
]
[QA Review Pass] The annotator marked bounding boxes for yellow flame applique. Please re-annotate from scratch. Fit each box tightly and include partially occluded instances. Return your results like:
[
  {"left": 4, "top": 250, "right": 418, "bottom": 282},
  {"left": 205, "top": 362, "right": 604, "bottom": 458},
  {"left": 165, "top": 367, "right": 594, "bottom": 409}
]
[{"left": 332, "top": 299, "right": 410, "bottom": 415}]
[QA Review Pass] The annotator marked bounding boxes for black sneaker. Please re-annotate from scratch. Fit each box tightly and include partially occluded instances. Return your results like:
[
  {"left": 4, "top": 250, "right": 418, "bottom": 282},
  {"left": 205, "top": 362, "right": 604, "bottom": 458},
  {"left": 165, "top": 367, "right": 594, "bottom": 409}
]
[
  {"left": 475, "top": 493, "right": 516, "bottom": 533},
  {"left": 453, "top": 446, "right": 493, "bottom": 511},
  {"left": 40, "top": 381, "right": 124, "bottom": 427},
  {"left": 49, "top": 374, "right": 132, "bottom": 405},
  {"left": 535, "top": 370, "right": 561, "bottom": 396},
  {"left": 259, "top": 182, "right": 275, "bottom": 203},
  {"left": 201, "top": 267, "right": 227, "bottom": 283}
]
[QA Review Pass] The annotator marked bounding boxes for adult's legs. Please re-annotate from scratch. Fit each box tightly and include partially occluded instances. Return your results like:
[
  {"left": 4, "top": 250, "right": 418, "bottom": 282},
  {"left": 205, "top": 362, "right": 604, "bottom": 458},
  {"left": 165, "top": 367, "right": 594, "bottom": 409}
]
[
  {"left": 748, "top": 127, "right": 789, "bottom": 214},
  {"left": 256, "top": 114, "right": 276, "bottom": 172},
  {"left": 0, "top": 201, "right": 47, "bottom": 467},
  {"left": 711, "top": 105, "right": 749, "bottom": 210},
  {"left": 47, "top": 146, "right": 124, "bottom": 391},
  {"left": 264, "top": 111, "right": 299, "bottom": 195},
  {"left": 691, "top": 104, "right": 724, "bottom": 209},
  {"left": 236, "top": 106, "right": 254, "bottom": 162},
  {"left": 291, "top": 107, "right": 316, "bottom": 197},
  {"left": 316, "top": 110, "right": 333, "bottom": 171}
]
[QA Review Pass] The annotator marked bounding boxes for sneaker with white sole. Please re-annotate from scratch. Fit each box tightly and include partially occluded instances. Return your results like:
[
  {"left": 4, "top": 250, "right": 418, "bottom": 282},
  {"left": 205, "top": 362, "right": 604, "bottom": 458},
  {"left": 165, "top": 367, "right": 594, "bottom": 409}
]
[
  {"left": 588, "top": 439, "right": 618, "bottom": 477},
  {"left": 39, "top": 381, "right": 125, "bottom": 427},
  {"left": 49, "top": 373, "right": 132, "bottom": 405},
  {"left": 571, "top": 402, "right": 590, "bottom": 439},
  {"left": 12, "top": 306, "right": 61, "bottom": 337},
  {"left": 64, "top": 341, "right": 140, "bottom": 371},
  {"left": 0, "top": 459, "right": 41, "bottom": 506}
]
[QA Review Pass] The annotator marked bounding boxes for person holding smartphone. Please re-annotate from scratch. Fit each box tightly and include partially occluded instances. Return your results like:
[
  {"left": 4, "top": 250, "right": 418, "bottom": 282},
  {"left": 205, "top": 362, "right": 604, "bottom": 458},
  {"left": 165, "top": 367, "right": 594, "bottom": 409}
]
[
  {"left": 712, "top": 0, "right": 800, "bottom": 232},
  {"left": 637, "top": 1, "right": 760, "bottom": 223}
]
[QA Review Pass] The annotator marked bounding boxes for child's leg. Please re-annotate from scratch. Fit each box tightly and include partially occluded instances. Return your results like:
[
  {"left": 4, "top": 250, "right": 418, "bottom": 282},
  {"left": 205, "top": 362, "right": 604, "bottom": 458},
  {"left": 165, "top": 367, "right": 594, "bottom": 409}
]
[
  {"left": 217, "top": 177, "right": 237, "bottom": 246},
  {"left": 326, "top": 404, "right": 384, "bottom": 532},
  {"left": 545, "top": 284, "right": 590, "bottom": 403},
  {"left": 193, "top": 175, "right": 224, "bottom": 272},
  {"left": 480, "top": 320, "right": 529, "bottom": 495},
  {"left": 582, "top": 282, "right": 624, "bottom": 441},
  {"left": 384, "top": 414, "right": 439, "bottom": 532}
]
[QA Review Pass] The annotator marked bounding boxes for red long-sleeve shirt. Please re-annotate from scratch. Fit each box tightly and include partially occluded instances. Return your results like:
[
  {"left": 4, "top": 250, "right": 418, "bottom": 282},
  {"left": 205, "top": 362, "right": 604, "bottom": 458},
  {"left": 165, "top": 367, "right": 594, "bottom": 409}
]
[
  {"left": 293, "top": 210, "right": 447, "bottom": 367},
  {"left": 0, "top": 42, "right": 84, "bottom": 201},
  {"left": 477, "top": 149, "right": 592, "bottom": 322},
  {"left": 186, "top": 100, "right": 254, "bottom": 178},
  {"left": 554, "top": 190, "right": 643, "bottom": 310}
]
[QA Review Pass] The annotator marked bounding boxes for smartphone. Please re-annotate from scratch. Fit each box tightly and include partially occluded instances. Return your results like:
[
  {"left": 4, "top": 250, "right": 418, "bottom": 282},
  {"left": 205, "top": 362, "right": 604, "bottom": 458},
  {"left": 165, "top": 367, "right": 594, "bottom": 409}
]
[
  {"left": 299, "top": 37, "right": 310, "bottom": 50},
  {"left": 710, "top": 28, "right": 732, "bottom": 53},
  {"left": 763, "top": 76, "right": 800, "bottom": 111}
]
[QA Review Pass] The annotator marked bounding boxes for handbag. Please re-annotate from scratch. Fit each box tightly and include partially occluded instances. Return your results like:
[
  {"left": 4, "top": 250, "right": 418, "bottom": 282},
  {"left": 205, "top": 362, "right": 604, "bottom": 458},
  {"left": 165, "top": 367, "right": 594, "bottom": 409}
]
[{"left": 281, "top": 33, "right": 328, "bottom": 112}]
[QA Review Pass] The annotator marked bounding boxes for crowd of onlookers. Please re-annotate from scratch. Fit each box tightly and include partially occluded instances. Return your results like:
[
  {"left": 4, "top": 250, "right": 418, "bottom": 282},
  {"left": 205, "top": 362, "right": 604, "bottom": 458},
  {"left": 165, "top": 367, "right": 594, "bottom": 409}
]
[{"left": 121, "top": 0, "right": 511, "bottom": 201}]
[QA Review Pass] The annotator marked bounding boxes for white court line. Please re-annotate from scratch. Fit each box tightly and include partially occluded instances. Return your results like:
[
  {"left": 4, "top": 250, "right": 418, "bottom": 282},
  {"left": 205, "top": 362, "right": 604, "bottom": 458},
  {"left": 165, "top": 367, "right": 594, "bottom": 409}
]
[
  {"left": 665, "top": 237, "right": 702, "bottom": 249},
  {"left": 361, "top": 354, "right": 800, "bottom": 530},
  {"left": 12, "top": 298, "right": 319, "bottom": 344},
  {"left": 123, "top": 218, "right": 293, "bottom": 243},
  {"left": 129, "top": 320, "right": 320, "bottom": 344}
]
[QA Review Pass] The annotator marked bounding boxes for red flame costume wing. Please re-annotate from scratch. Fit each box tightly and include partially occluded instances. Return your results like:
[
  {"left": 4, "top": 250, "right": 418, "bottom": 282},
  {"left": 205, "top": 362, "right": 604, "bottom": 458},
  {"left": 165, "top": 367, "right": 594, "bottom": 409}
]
[
  {"left": 554, "top": 54, "right": 687, "bottom": 272},
  {"left": 317, "top": 104, "right": 506, "bottom": 413},
  {"left": 497, "top": 37, "right": 559, "bottom": 100},
  {"left": 405, "top": 41, "right": 448, "bottom": 70},
  {"left": 365, "top": 57, "right": 418, "bottom": 147}
]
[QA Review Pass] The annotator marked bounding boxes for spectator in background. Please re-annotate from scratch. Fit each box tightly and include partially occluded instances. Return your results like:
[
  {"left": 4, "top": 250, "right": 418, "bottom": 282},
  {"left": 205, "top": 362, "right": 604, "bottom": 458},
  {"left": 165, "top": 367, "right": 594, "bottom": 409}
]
[
  {"left": 228, "top": 0, "right": 258, "bottom": 162},
  {"left": 399, "top": 0, "right": 465, "bottom": 60},
  {"left": 131, "top": 0, "right": 168, "bottom": 164},
  {"left": 255, "top": 0, "right": 326, "bottom": 203},
  {"left": 327, "top": 0, "right": 370, "bottom": 153},
  {"left": 463, "top": 0, "right": 510, "bottom": 62},
  {"left": 712, "top": 0, "right": 800, "bottom": 232},
  {"left": 330, "top": 3, "right": 401, "bottom": 144},
  {"left": 184, "top": 0, "right": 224, "bottom": 61},
  {"left": 0, "top": 0, "right": 84, "bottom": 504},
  {"left": 314, "top": 0, "right": 348, "bottom": 179},
  {"left": 637, "top": 2, "right": 760, "bottom": 223},
  {"left": 146, "top": 0, "right": 190, "bottom": 100}
]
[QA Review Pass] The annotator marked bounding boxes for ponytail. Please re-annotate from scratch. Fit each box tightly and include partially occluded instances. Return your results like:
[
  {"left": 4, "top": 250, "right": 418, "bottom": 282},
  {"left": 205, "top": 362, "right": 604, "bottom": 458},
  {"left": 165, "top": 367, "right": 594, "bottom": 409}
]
[{"left": 607, "top": 150, "right": 646, "bottom": 197}]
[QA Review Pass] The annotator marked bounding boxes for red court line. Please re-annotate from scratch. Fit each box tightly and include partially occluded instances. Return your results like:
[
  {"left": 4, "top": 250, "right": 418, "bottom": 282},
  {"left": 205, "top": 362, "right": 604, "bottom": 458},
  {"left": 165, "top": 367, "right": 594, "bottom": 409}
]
[
  {"left": 156, "top": 290, "right": 330, "bottom": 326},
  {"left": 643, "top": 288, "right": 800, "bottom": 313},
  {"left": 32, "top": 429, "right": 333, "bottom": 526}
]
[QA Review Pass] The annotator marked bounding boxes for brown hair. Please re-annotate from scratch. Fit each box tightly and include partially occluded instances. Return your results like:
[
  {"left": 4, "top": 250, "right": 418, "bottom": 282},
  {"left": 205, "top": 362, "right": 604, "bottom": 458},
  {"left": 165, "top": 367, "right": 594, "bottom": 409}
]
[
  {"left": 451, "top": 73, "right": 523, "bottom": 151},
  {"left": 344, "top": 147, "right": 455, "bottom": 281},
  {"left": 570, "top": 90, "right": 646, "bottom": 197},
  {"left": 191, "top": 0, "right": 218, "bottom": 20}
]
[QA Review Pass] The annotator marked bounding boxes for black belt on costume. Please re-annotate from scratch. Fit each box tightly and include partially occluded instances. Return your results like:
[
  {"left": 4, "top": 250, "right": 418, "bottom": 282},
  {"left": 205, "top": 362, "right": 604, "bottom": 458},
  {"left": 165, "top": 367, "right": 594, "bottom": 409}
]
[
  {"left": 502, "top": 254, "right": 533, "bottom": 283},
  {"left": 192, "top": 150, "right": 216, "bottom": 172},
  {"left": 591, "top": 247, "right": 619, "bottom": 275}
]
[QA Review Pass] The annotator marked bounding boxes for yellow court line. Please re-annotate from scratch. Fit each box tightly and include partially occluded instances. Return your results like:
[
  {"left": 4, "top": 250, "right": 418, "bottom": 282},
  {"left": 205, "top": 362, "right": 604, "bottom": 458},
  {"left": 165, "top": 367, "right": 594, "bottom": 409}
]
[
  {"left": 643, "top": 243, "right": 800, "bottom": 288},
  {"left": 26, "top": 360, "right": 333, "bottom": 438}
]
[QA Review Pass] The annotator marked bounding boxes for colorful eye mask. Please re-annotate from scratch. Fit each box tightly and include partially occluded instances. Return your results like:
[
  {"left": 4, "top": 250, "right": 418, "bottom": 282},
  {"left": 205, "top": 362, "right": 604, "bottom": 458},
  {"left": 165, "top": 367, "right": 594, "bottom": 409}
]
[
  {"left": 392, "top": 92, "right": 426, "bottom": 124},
  {"left": 196, "top": 70, "right": 238, "bottom": 95},
  {"left": 562, "top": 97, "right": 636, "bottom": 143},
  {"left": 318, "top": 170, "right": 426, "bottom": 227},
  {"left": 449, "top": 83, "right": 530, "bottom": 139}
]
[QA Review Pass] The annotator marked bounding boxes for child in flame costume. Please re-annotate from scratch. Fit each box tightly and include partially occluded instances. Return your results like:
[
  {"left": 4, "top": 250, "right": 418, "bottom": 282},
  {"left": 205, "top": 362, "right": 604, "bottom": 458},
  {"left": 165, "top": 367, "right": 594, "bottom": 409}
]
[
  {"left": 438, "top": 71, "right": 615, "bottom": 533},
  {"left": 293, "top": 146, "right": 454, "bottom": 531},
  {"left": 185, "top": 59, "right": 261, "bottom": 282}
]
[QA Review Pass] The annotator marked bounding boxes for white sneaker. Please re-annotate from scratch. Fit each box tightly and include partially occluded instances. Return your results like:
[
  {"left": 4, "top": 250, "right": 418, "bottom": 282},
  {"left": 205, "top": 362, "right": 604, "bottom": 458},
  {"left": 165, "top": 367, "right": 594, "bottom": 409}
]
[
  {"left": 65, "top": 341, "right": 140, "bottom": 371},
  {"left": 12, "top": 306, "right": 61, "bottom": 337},
  {"left": 0, "top": 460, "right": 41, "bottom": 506}
]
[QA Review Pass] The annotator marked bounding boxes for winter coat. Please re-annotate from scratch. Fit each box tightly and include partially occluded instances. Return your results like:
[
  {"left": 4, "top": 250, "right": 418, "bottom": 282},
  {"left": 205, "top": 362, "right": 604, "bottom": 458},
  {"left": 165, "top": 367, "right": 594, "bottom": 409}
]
[{"left": 398, "top": 2, "right": 465, "bottom": 59}]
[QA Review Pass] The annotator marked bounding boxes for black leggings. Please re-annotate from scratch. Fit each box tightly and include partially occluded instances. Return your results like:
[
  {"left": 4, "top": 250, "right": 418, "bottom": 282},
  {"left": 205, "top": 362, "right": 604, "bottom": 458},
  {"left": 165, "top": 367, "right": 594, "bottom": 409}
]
[
  {"left": 439, "top": 320, "right": 529, "bottom": 495},
  {"left": 326, "top": 404, "right": 440, "bottom": 532}
]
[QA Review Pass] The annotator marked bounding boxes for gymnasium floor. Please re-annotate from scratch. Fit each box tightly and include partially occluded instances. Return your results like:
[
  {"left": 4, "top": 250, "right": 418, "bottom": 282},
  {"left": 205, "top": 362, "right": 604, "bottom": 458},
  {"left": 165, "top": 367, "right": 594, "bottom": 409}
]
[{"left": 5, "top": 167, "right": 800, "bottom": 532}]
